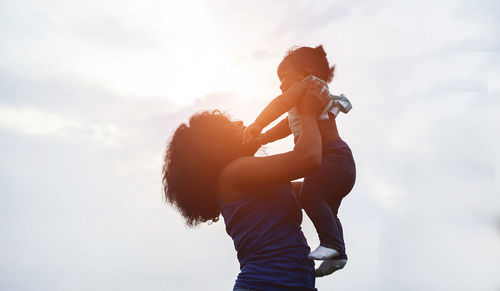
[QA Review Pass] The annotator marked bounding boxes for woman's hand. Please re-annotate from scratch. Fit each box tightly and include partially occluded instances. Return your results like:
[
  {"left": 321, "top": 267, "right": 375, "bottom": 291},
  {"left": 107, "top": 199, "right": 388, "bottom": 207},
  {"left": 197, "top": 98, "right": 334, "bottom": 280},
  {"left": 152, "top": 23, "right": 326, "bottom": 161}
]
[
  {"left": 298, "top": 82, "right": 329, "bottom": 117},
  {"left": 284, "top": 78, "right": 310, "bottom": 102}
]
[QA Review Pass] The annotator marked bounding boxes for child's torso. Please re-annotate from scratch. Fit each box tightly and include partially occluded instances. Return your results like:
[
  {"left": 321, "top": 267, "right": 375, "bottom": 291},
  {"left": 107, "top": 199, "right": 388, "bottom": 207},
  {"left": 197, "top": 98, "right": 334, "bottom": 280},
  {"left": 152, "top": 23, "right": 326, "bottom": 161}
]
[{"left": 290, "top": 112, "right": 342, "bottom": 144}]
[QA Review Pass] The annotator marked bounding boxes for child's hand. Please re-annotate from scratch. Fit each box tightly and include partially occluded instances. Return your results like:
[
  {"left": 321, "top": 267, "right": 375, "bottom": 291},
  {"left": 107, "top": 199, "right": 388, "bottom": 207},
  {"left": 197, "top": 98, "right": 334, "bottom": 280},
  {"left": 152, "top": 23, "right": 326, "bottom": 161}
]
[{"left": 243, "top": 122, "right": 263, "bottom": 144}]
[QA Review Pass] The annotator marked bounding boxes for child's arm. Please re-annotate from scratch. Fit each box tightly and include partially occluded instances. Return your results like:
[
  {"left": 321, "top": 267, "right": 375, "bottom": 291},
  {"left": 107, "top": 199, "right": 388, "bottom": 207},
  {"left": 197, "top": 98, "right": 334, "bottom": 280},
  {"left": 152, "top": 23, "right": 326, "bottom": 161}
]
[
  {"left": 243, "top": 79, "right": 316, "bottom": 143},
  {"left": 253, "top": 81, "right": 309, "bottom": 130},
  {"left": 259, "top": 118, "right": 292, "bottom": 145}
]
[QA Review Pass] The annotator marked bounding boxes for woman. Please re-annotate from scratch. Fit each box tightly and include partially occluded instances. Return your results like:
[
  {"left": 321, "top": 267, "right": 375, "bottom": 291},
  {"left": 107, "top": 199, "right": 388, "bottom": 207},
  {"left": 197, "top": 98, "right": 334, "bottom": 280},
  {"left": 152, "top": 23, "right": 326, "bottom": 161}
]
[{"left": 162, "top": 81, "right": 325, "bottom": 291}]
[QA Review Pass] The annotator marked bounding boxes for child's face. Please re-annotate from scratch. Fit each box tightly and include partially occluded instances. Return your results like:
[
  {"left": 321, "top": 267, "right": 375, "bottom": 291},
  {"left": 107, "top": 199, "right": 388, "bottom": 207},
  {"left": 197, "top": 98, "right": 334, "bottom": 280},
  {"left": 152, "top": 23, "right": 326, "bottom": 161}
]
[{"left": 277, "top": 59, "right": 309, "bottom": 93}]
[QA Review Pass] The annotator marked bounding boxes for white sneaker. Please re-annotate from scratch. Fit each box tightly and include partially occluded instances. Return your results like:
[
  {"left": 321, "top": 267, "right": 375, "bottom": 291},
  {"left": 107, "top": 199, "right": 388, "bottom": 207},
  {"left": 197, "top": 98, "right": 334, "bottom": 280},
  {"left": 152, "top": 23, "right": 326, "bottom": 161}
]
[
  {"left": 315, "top": 258, "right": 347, "bottom": 277},
  {"left": 308, "top": 246, "right": 340, "bottom": 260}
]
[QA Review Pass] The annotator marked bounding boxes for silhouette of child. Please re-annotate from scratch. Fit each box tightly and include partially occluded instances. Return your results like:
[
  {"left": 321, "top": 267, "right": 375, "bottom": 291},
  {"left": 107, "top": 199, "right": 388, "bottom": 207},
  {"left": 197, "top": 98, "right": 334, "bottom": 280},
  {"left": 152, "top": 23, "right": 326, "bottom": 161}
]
[{"left": 243, "top": 45, "right": 356, "bottom": 277}]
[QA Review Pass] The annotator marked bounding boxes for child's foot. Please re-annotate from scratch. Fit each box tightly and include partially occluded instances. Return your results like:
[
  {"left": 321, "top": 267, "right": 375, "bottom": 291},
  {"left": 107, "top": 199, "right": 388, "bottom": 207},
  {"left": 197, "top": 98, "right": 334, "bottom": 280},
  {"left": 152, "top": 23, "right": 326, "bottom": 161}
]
[
  {"left": 315, "top": 258, "right": 347, "bottom": 277},
  {"left": 308, "top": 246, "right": 340, "bottom": 260}
]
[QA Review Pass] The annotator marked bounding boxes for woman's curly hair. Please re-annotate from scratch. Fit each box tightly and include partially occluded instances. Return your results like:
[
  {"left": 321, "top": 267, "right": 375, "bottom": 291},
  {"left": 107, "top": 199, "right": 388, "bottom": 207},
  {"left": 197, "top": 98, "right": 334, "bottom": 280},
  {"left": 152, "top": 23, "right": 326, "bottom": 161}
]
[
  {"left": 162, "top": 110, "right": 255, "bottom": 227},
  {"left": 284, "top": 45, "right": 335, "bottom": 83}
]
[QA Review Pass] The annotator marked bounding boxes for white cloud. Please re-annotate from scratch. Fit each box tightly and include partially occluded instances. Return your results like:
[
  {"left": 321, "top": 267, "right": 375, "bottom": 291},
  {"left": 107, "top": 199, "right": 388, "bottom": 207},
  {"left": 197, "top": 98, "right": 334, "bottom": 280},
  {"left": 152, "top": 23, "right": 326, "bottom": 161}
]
[
  {"left": 0, "top": 105, "right": 121, "bottom": 146},
  {"left": 1, "top": 0, "right": 499, "bottom": 290}
]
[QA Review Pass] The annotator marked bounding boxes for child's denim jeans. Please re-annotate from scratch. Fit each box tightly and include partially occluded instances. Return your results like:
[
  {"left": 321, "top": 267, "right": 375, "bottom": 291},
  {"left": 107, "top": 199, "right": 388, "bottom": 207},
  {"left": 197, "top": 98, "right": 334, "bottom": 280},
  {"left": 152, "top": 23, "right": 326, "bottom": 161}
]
[{"left": 300, "top": 140, "right": 356, "bottom": 259}]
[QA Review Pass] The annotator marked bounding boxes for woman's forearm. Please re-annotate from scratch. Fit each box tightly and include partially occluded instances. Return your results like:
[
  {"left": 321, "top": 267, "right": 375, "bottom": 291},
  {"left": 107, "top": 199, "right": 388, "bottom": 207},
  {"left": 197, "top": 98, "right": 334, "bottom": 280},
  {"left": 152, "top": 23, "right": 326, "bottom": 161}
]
[{"left": 294, "top": 115, "right": 322, "bottom": 169}]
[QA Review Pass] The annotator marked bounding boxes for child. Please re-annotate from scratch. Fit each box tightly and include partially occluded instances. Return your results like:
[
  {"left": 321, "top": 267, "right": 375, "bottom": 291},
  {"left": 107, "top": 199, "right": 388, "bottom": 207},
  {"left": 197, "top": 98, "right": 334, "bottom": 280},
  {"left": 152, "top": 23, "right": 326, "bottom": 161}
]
[{"left": 243, "top": 45, "right": 356, "bottom": 277}]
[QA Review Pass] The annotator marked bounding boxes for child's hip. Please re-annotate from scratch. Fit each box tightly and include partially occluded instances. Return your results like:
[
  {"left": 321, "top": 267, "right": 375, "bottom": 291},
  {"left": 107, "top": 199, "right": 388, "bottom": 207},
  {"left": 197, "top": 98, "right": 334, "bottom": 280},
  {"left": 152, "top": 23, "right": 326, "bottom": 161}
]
[{"left": 301, "top": 140, "right": 356, "bottom": 202}]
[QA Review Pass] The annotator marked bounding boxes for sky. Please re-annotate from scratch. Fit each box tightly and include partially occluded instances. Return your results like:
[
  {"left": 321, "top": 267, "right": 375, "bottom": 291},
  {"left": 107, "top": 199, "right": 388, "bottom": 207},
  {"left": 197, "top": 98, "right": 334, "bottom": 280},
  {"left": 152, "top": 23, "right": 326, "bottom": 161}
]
[{"left": 0, "top": 0, "right": 499, "bottom": 290}]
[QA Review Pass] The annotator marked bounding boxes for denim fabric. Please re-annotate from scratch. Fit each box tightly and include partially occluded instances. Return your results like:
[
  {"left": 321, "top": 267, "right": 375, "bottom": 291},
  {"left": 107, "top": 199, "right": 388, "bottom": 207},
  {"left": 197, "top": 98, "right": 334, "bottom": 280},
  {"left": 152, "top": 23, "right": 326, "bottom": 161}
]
[{"left": 300, "top": 140, "right": 356, "bottom": 259}]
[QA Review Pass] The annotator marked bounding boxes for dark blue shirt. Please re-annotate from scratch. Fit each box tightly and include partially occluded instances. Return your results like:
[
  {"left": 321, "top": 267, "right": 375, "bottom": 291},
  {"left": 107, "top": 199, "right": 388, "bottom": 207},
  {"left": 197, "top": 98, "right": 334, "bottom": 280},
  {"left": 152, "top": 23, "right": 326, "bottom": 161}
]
[{"left": 217, "top": 183, "right": 316, "bottom": 291}]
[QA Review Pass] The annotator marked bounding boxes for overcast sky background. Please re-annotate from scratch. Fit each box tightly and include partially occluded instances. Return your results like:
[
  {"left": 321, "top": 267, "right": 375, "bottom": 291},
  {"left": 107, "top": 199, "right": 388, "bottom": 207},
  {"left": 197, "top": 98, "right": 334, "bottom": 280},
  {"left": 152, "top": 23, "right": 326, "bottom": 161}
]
[{"left": 1, "top": 0, "right": 499, "bottom": 290}]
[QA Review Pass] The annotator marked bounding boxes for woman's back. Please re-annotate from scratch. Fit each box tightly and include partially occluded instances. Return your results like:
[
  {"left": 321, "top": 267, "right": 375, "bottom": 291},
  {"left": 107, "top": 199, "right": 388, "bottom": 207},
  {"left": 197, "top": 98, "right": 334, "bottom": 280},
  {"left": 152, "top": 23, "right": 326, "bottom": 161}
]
[{"left": 217, "top": 183, "right": 316, "bottom": 291}]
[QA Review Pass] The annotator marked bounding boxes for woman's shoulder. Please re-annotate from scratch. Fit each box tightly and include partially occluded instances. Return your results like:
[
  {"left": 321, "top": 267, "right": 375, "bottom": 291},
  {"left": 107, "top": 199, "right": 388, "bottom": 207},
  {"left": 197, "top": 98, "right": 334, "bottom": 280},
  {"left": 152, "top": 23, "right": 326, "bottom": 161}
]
[
  {"left": 216, "top": 182, "right": 242, "bottom": 204},
  {"left": 216, "top": 156, "right": 251, "bottom": 203},
  {"left": 217, "top": 159, "right": 293, "bottom": 204}
]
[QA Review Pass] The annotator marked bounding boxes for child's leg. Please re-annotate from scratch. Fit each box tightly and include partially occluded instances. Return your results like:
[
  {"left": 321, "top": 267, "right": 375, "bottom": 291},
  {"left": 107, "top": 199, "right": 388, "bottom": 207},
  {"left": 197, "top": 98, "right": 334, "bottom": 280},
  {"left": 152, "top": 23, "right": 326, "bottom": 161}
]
[
  {"left": 300, "top": 140, "right": 356, "bottom": 260},
  {"left": 327, "top": 195, "right": 347, "bottom": 258},
  {"left": 301, "top": 172, "right": 348, "bottom": 259}
]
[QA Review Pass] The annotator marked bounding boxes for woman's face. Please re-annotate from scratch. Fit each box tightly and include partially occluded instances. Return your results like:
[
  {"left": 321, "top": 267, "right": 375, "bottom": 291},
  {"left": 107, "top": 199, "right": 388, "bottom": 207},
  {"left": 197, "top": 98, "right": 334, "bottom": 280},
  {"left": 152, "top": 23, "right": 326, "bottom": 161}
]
[{"left": 233, "top": 120, "right": 245, "bottom": 134}]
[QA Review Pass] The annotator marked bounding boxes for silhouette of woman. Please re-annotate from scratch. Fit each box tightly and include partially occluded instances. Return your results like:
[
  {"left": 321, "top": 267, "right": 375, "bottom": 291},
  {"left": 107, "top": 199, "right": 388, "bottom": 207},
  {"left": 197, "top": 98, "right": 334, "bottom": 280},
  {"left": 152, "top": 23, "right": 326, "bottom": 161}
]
[{"left": 162, "top": 81, "right": 324, "bottom": 291}]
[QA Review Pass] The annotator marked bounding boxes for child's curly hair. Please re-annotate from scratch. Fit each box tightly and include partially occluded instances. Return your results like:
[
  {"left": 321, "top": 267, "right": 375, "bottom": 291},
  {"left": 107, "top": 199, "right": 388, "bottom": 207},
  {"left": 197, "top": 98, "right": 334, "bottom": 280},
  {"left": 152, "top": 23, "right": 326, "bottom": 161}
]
[
  {"left": 284, "top": 45, "right": 335, "bottom": 83},
  {"left": 162, "top": 110, "right": 255, "bottom": 227}
]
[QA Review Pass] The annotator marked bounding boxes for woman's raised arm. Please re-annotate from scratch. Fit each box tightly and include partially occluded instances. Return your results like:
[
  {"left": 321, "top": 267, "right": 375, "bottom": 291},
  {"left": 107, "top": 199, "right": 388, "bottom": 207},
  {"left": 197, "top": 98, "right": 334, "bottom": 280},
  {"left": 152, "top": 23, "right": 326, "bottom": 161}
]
[{"left": 217, "top": 85, "right": 324, "bottom": 202}]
